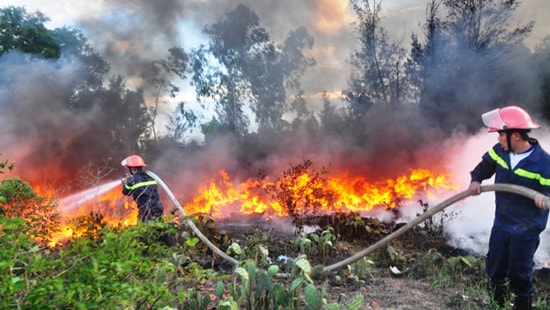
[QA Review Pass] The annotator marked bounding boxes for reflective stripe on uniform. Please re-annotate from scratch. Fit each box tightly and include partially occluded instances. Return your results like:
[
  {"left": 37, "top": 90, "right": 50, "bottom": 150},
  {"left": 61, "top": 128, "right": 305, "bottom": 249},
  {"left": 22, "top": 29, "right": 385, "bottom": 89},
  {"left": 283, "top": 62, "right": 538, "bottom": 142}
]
[
  {"left": 515, "top": 168, "right": 550, "bottom": 186},
  {"left": 488, "top": 148, "right": 550, "bottom": 186},
  {"left": 125, "top": 180, "right": 157, "bottom": 191},
  {"left": 488, "top": 148, "right": 509, "bottom": 169}
]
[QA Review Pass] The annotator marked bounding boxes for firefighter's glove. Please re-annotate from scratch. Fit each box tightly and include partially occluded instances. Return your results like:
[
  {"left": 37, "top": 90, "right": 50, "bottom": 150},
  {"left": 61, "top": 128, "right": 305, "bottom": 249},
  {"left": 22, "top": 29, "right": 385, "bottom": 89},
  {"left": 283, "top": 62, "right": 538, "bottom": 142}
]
[{"left": 534, "top": 194, "right": 549, "bottom": 210}]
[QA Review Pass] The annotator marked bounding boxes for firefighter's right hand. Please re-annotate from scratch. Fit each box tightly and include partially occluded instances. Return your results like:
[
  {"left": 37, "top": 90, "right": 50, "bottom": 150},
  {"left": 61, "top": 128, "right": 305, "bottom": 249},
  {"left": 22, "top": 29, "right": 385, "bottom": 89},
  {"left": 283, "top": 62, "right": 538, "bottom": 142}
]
[{"left": 468, "top": 181, "right": 481, "bottom": 196}]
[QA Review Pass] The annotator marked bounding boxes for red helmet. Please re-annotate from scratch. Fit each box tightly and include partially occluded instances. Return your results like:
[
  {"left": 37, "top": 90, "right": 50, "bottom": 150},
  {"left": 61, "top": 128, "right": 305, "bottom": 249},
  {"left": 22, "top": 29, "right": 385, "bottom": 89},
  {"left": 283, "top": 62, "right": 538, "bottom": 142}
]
[
  {"left": 481, "top": 106, "right": 539, "bottom": 132},
  {"left": 121, "top": 155, "right": 148, "bottom": 168}
]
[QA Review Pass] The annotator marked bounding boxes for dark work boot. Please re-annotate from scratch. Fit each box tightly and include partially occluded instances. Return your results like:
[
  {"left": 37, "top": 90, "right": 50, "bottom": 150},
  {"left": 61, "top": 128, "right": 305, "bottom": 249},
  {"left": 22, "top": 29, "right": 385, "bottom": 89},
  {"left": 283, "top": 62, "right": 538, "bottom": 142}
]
[
  {"left": 491, "top": 284, "right": 506, "bottom": 308},
  {"left": 513, "top": 295, "right": 532, "bottom": 310}
]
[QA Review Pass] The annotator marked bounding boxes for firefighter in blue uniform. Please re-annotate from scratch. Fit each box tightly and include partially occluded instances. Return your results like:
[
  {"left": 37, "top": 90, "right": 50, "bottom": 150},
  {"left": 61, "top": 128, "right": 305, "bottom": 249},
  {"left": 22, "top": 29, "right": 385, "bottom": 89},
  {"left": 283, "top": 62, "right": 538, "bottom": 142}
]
[
  {"left": 468, "top": 106, "right": 550, "bottom": 309},
  {"left": 121, "top": 155, "right": 164, "bottom": 222}
]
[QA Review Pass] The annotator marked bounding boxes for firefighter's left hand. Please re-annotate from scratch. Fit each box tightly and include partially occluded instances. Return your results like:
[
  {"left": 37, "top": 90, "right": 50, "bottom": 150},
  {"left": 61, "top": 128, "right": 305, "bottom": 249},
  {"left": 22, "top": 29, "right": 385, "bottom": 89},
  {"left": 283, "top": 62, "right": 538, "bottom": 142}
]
[
  {"left": 534, "top": 194, "right": 549, "bottom": 209},
  {"left": 468, "top": 181, "right": 481, "bottom": 196},
  {"left": 121, "top": 173, "right": 132, "bottom": 185}
]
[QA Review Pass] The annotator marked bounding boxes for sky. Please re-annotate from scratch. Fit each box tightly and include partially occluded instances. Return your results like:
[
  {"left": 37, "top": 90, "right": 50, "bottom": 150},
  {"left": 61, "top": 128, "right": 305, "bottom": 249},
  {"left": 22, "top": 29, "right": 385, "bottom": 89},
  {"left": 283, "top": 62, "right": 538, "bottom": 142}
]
[{"left": 1, "top": 0, "right": 547, "bottom": 111}]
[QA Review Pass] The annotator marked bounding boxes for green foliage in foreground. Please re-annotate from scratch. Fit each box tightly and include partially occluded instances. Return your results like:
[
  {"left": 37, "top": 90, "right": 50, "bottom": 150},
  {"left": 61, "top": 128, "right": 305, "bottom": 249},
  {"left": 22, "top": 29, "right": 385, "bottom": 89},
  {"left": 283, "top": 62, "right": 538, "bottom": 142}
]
[
  {"left": 0, "top": 214, "right": 368, "bottom": 309},
  {"left": 0, "top": 175, "right": 546, "bottom": 309},
  {"left": 0, "top": 217, "right": 179, "bottom": 309}
]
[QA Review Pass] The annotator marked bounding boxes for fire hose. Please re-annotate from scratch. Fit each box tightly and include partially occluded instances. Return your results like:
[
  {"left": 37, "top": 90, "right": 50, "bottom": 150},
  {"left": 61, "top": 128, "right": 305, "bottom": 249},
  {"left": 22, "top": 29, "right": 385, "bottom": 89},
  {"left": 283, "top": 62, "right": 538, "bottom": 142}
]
[
  {"left": 147, "top": 171, "right": 549, "bottom": 278},
  {"left": 146, "top": 170, "right": 239, "bottom": 267}
]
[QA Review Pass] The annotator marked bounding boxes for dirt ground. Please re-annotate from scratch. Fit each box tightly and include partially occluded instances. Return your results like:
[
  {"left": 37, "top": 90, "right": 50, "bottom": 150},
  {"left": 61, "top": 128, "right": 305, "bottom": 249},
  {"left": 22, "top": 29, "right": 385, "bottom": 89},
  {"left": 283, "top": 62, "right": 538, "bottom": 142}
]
[
  {"left": 318, "top": 271, "right": 486, "bottom": 309},
  {"left": 200, "top": 219, "right": 550, "bottom": 309},
  {"left": 322, "top": 267, "right": 550, "bottom": 309},
  {"left": 212, "top": 225, "right": 478, "bottom": 309}
]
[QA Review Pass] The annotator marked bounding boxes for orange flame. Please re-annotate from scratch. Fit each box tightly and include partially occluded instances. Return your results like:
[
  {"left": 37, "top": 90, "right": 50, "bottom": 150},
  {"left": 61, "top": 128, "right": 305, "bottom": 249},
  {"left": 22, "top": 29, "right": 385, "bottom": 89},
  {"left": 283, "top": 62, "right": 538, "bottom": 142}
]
[
  {"left": 32, "top": 167, "right": 457, "bottom": 246},
  {"left": 38, "top": 186, "right": 138, "bottom": 247},
  {"left": 184, "top": 168, "right": 459, "bottom": 219}
]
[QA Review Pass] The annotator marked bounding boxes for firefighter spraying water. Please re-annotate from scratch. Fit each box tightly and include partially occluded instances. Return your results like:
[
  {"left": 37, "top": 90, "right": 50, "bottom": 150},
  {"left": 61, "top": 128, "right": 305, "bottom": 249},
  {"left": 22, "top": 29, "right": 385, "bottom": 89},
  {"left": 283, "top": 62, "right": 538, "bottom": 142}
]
[{"left": 121, "top": 155, "right": 164, "bottom": 222}]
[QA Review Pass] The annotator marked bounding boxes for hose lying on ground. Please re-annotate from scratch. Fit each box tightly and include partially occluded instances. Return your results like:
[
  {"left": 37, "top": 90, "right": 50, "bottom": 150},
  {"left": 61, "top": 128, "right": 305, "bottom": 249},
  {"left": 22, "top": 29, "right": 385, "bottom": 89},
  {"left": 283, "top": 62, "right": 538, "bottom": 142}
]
[
  {"left": 146, "top": 170, "right": 239, "bottom": 268},
  {"left": 147, "top": 170, "right": 549, "bottom": 277}
]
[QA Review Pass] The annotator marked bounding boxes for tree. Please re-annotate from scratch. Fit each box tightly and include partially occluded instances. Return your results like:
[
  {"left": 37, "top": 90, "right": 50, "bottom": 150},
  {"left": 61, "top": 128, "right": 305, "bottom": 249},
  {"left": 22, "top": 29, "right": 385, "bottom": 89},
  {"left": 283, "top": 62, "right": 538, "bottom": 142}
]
[
  {"left": 166, "top": 101, "right": 198, "bottom": 144},
  {"left": 250, "top": 26, "right": 315, "bottom": 132},
  {"left": 344, "top": 0, "right": 408, "bottom": 120},
  {"left": 0, "top": 6, "right": 59, "bottom": 58},
  {"left": 319, "top": 92, "right": 345, "bottom": 136},
  {"left": 410, "top": 0, "right": 534, "bottom": 132},
  {"left": 405, "top": 0, "right": 446, "bottom": 106},
  {"left": 95, "top": 76, "right": 152, "bottom": 158},
  {"left": 190, "top": 4, "right": 315, "bottom": 136},
  {"left": 142, "top": 47, "right": 189, "bottom": 141},
  {"left": 190, "top": 4, "right": 261, "bottom": 136},
  {"left": 289, "top": 90, "right": 318, "bottom": 134},
  {"left": 534, "top": 36, "right": 550, "bottom": 122},
  {"left": 51, "top": 26, "right": 110, "bottom": 111},
  {"left": 0, "top": 6, "right": 161, "bottom": 187}
]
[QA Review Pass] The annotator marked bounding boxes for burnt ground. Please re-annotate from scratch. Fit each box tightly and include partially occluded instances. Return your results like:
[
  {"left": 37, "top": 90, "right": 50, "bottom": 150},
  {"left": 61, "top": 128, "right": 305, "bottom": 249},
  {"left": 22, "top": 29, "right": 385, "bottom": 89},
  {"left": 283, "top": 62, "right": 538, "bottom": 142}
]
[{"left": 184, "top": 215, "right": 550, "bottom": 309}]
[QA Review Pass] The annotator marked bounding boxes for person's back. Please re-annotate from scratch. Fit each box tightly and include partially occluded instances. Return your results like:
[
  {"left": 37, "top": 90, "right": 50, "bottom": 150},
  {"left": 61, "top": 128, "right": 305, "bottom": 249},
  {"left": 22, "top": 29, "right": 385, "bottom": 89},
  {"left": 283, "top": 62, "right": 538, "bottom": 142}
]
[{"left": 121, "top": 155, "right": 164, "bottom": 222}]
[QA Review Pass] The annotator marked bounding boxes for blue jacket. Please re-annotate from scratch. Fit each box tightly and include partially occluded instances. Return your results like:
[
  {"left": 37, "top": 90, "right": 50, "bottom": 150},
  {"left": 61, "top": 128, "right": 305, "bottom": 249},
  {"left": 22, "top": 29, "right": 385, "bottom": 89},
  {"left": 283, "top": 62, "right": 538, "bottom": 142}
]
[
  {"left": 470, "top": 142, "right": 550, "bottom": 235},
  {"left": 122, "top": 171, "right": 163, "bottom": 219}
]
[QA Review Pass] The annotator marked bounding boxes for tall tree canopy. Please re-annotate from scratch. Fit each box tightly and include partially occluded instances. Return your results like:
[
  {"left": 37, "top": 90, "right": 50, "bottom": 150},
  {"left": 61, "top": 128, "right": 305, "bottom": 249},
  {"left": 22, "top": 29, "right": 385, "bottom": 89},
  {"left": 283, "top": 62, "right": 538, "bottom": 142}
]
[
  {"left": 0, "top": 6, "right": 59, "bottom": 58},
  {"left": 410, "top": 0, "right": 534, "bottom": 132},
  {"left": 344, "top": 0, "right": 408, "bottom": 118},
  {"left": 190, "top": 4, "right": 314, "bottom": 137}
]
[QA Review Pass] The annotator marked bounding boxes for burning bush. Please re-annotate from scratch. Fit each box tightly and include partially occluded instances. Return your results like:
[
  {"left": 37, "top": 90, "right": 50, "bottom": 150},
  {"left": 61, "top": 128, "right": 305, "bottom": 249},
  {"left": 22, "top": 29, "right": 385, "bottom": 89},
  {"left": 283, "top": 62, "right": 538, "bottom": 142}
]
[
  {"left": 264, "top": 160, "right": 336, "bottom": 229},
  {"left": 0, "top": 177, "right": 60, "bottom": 245}
]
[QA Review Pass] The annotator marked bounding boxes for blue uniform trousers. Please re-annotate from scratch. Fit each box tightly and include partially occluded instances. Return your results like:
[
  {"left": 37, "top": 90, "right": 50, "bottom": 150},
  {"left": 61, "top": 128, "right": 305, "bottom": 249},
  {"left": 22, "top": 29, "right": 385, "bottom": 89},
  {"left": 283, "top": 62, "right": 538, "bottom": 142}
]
[{"left": 486, "top": 224, "right": 540, "bottom": 298}]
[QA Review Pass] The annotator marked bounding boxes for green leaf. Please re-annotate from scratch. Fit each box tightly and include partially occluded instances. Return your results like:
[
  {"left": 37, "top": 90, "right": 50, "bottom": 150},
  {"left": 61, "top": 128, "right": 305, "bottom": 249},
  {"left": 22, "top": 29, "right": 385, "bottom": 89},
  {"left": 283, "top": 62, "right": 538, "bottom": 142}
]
[
  {"left": 234, "top": 267, "right": 249, "bottom": 288},
  {"left": 345, "top": 294, "right": 365, "bottom": 310},
  {"left": 258, "top": 244, "right": 269, "bottom": 257},
  {"left": 290, "top": 277, "right": 305, "bottom": 292},
  {"left": 294, "top": 256, "right": 312, "bottom": 274},
  {"left": 272, "top": 284, "right": 291, "bottom": 306},
  {"left": 310, "top": 234, "right": 320, "bottom": 242},
  {"left": 227, "top": 242, "right": 242, "bottom": 255},
  {"left": 325, "top": 304, "right": 340, "bottom": 310},
  {"left": 185, "top": 237, "right": 200, "bottom": 247},
  {"left": 215, "top": 281, "right": 225, "bottom": 299},
  {"left": 218, "top": 299, "right": 239, "bottom": 310},
  {"left": 294, "top": 256, "right": 312, "bottom": 282},
  {"left": 267, "top": 265, "right": 279, "bottom": 278},
  {"left": 304, "top": 284, "right": 322, "bottom": 310},
  {"left": 245, "top": 260, "right": 256, "bottom": 279}
]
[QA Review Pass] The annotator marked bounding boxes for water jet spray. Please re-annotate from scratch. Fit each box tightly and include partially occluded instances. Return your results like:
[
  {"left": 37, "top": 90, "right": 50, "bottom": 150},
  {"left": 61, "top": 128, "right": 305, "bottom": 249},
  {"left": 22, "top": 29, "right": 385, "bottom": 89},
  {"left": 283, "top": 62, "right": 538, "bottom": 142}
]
[{"left": 59, "top": 179, "right": 121, "bottom": 213}]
